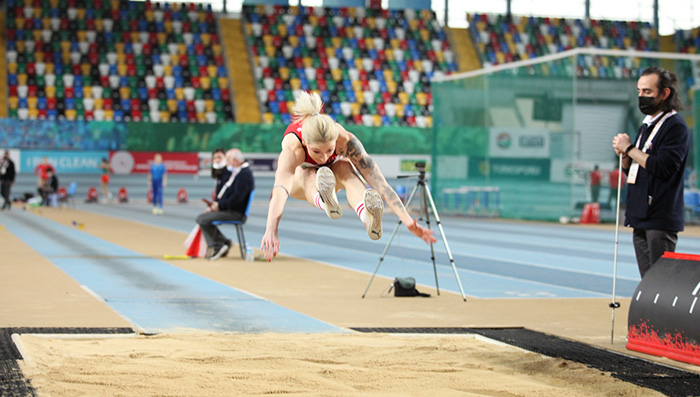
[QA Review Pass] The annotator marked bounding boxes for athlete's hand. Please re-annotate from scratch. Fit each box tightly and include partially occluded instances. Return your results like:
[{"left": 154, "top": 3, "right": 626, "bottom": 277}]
[
  {"left": 407, "top": 219, "right": 437, "bottom": 244},
  {"left": 260, "top": 229, "right": 280, "bottom": 262}
]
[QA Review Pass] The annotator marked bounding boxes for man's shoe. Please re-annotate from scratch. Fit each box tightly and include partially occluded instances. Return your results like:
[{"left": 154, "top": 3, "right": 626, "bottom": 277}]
[
  {"left": 316, "top": 166, "right": 342, "bottom": 219},
  {"left": 363, "top": 189, "right": 383, "bottom": 240},
  {"left": 209, "top": 244, "right": 229, "bottom": 261},
  {"left": 222, "top": 239, "right": 232, "bottom": 257}
]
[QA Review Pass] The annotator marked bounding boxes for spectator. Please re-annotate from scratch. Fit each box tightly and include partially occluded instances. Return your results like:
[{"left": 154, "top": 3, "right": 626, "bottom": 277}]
[
  {"left": 99, "top": 157, "right": 113, "bottom": 202},
  {"left": 34, "top": 156, "right": 52, "bottom": 189},
  {"left": 196, "top": 149, "right": 255, "bottom": 261},
  {"left": 607, "top": 163, "right": 627, "bottom": 209},
  {"left": 590, "top": 164, "right": 601, "bottom": 203},
  {"left": 39, "top": 167, "right": 59, "bottom": 206},
  {"left": 148, "top": 153, "right": 167, "bottom": 215},
  {"left": 1, "top": 150, "right": 16, "bottom": 210}
]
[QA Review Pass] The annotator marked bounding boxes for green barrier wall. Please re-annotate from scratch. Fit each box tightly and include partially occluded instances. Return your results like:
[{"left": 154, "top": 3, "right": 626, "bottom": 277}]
[
  {"left": 125, "top": 122, "right": 432, "bottom": 154},
  {"left": 432, "top": 50, "right": 699, "bottom": 221}
]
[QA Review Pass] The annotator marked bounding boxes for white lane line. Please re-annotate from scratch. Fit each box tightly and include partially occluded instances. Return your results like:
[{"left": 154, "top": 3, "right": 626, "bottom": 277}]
[
  {"left": 654, "top": 294, "right": 659, "bottom": 304},
  {"left": 673, "top": 296, "right": 678, "bottom": 307},
  {"left": 692, "top": 281, "right": 700, "bottom": 296},
  {"left": 690, "top": 297, "right": 698, "bottom": 314},
  {"left": 636, "top": 291, "right": 642, "bottom": 301},
  {"left": 11, "top": 334, "right": 36, "bottom": 368}
]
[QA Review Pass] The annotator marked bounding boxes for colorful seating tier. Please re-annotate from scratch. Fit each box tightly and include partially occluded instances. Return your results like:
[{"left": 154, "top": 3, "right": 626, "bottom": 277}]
[
  {"left": 469, "top": 13, "right": 658, "bottom": 78},
  {"left": 6, "top": 0, "right": 234, "bottom": 123},
  {"left": 244, "top": 5, "right": 458, "bottom": 127}
]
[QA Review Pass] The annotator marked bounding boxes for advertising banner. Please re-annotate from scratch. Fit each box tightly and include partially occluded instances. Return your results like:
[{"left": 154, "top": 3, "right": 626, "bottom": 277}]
[
  {"left": 469, "top": 157, "right": 551, "bottom": 180},
  {"left": 489, "top": 128, "right": 550, "bottom": 159},
  {"left": 20, "top": 150, "right": 109, "bottom": 174},
  {"left": 109, "top": 151, "right": 199, "bottom": 175}
]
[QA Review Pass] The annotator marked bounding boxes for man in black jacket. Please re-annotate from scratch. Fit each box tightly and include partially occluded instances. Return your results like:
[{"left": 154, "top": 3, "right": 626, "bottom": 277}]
[
  {"left": 197, "top": 148, "right": 255, "bottom": 261},
  {"left": 612, "top": 67, "right": 690, "bottom": 278},
  {"left": 0, "top": 150, "right": 16, "bottom": 210}
]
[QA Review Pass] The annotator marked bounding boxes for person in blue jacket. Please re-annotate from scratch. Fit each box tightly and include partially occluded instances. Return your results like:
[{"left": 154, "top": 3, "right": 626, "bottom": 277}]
[
  {"left": 612, "top": 67, "right": 690, "bottom": 278},
  {"left": 149, "top": 153, "right": 167, "bottom": 215}
]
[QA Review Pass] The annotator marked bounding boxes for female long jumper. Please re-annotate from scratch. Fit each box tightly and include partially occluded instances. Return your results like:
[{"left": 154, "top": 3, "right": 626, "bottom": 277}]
[{"left": 260, "top": 91, "right": 436, "bottom": 262}]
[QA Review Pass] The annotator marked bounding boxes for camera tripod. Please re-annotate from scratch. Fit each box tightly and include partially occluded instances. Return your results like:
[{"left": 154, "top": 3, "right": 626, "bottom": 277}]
[{"left": 361, "top": 163, "right": 467, "bottom": 301}]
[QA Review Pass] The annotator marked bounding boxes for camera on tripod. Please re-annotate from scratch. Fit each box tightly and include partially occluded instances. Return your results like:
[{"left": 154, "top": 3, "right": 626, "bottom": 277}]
[{"left": 415, "top": 161, "right": 426, "bottom": 173}]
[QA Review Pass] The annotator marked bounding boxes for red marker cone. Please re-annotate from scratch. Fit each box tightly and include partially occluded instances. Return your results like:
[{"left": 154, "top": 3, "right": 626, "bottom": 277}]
[
  {"left": 177, "top": 188, "right": 188, "bottom": 203},
  {"left": 117, "top": 187, "right": 129, "bottom": 203},
  {"left": 86, "top": 187, "right": 99, "bottom": 203},
  {"left": 184, "top": 225, "right": 207, "bottom": 258}
]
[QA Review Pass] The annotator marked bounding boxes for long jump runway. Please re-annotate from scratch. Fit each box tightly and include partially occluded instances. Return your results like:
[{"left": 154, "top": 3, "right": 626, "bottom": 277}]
[{"left": 2, "top": 209, "right": 341, "bottom": 334}]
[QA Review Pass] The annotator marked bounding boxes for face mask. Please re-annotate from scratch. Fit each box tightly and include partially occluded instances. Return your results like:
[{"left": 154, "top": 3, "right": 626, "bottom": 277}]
[
  {"left": 226, "top": 165, "right": 234, "bottom": 172},
  {"left": 638, "top": 95, "right": 661, "bottom": 115},
  {"left": 212, "top": 160, "right": 226, "bottom": 170},
  {"left": 211, "top": 160, "right": 226, "bottom": 178}
]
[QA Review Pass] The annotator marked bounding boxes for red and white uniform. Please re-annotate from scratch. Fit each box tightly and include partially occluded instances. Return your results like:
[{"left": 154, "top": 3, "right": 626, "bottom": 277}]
[{"left": 284, "top": 119, "right": 338, "bottom": 167}]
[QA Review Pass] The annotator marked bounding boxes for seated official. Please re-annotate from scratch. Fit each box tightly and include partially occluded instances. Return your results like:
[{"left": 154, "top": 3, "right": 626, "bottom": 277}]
[{"left": 196, "top": 148, "right": 255, "bottom": 260}]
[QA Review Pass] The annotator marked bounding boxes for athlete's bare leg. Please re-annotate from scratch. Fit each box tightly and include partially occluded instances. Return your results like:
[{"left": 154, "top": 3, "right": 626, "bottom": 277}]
[
  {"left": 289, "top": 165, "right": 316, "bottom": 202},
  {"left": 330, "top": 158, "right": 365, "bottom": 208}
]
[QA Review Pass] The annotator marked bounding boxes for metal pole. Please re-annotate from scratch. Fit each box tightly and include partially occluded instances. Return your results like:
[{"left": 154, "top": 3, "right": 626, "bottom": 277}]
[
  {"left": 609, "top": 154, "right": 623, "bottom": 344},
  {"left": 653, "top": 0, "right": 659, "bottom": 33},
  {"left": 444, "top": 0, "right": 449, "bottom": 27},
  {"left": 423, "top": 183, "right": 467, "bottom": 301},
  {"left": 420, "top": 180, "right": 441, "bottom": 294}
]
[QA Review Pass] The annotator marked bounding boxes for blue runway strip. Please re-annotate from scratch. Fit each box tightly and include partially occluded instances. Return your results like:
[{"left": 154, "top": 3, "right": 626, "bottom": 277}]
[{"left": 2, "top": 211, "right": 342, "bottom": 334}]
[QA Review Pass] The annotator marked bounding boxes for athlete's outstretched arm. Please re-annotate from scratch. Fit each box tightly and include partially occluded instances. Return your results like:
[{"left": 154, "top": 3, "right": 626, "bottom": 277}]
[
  {"left": 260, "top": 137, "right": 302, "bottom": 261},
  {"left": 335, "top": 124, "right": 436, "bottom": 244}
]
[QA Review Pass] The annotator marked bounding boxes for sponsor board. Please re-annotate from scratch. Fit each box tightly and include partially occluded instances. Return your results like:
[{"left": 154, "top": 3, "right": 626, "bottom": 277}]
[
  {"left": 20, "top": 150, "right": 109, "bottom": 173},
  {"left": 109, "top": 151, "right": 199, "bottom": 174},
  {"left": 469, "top": 157, "right": 550, "bottom": 180},
  {"left": 489, "top": 128, "right": 550, "bottom": 158},
  {"left": 194, "top": 153, "right": 429, "bottom": 179}
]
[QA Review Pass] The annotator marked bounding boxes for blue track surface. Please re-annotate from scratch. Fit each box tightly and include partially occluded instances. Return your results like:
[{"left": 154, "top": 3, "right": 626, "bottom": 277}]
[
  {"left": 2, "top": 210, "right": 342, "bottom": 334},
  {"left": 81, "top": 200, "right": 700, "bottom": 300}
]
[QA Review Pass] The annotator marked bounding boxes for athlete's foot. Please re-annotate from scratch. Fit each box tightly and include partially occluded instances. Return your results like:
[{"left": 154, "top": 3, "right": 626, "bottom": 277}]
[
  {"left": 316, "top": 166, "right": 342, "bottom": 219},
  {"left": 363, "top": 189, "right": 383, "bottom": 240}
]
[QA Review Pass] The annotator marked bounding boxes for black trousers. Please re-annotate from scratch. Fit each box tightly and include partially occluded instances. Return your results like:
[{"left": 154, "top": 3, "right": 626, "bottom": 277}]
[
  {"left": 196, "top": 210, "right": 245, "bottom": 248},
  {"left": 1, "top": 181, "right": 11, "bottom": 209},
  {"left": 632, "top": 228, "right": 678, "bottom": 279}
]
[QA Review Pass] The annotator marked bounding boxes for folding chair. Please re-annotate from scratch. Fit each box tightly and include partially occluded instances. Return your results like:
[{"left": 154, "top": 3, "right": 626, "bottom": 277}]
[{"left": 59, "top": 182, "right": 77, "bottom": 208}]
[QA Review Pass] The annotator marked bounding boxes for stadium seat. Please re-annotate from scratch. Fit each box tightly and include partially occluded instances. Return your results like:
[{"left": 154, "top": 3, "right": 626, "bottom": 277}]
[{"left": 5, "top": 0, "right": 233, "bottom": 123}]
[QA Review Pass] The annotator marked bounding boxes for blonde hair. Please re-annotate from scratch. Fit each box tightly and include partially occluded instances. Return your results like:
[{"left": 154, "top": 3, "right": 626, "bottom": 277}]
[{"left": 291, "top": 91, "right": 338, "bottom": 145}]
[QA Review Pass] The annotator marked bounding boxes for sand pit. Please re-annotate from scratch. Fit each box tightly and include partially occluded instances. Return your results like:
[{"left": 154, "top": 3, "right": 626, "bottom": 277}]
[{"left": 18, "top": 332, "right": 663, "bottom": 396}]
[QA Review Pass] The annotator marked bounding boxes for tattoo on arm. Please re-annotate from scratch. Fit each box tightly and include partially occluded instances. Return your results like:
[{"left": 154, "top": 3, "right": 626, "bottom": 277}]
[
  {"left": 344, "top": 137, "right": 406, "bottom": 213},
  {"left": 345, "top": 137, "right": 376, "bottom": 172}
]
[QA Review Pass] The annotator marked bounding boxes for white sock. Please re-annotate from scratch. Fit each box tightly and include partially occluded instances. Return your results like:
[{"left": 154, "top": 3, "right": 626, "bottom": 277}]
[
  {"left": 313, "top": 192, "right": 326, "bottom": 211},
  {"left": 355, "top": 201, "right": 368, "bottom": 225}
]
